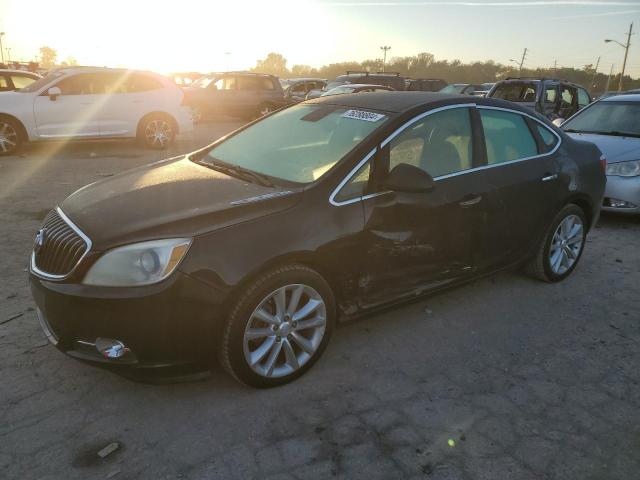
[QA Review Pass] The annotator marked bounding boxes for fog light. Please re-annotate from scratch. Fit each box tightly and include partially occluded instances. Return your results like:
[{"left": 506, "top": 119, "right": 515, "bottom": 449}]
[
  {"left": 95, "top": 337, "right": 130, "bottom": 359},
  {"left": 604, "top": 197, "right": 637, "bottom": 209}
]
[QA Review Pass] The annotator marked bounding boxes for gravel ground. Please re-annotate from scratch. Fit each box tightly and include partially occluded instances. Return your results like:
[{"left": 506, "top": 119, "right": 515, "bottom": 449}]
[{"left": 1, "top": 123, "right": 639, "bottom": 480}]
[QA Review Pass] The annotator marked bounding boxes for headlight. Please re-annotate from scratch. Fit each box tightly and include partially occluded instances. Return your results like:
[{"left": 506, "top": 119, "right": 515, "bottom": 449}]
[
  {"left": 83, "top": 238, "right": 191, "bottom": 286},
  {"left": 606, "top": 160, "right": 640, "bottom": 177}
]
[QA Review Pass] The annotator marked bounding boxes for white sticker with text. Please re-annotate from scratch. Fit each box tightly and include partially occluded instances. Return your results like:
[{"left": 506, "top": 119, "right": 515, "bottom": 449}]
[{"left": 341, "top": 109, "right": 386, "bottom": 122}]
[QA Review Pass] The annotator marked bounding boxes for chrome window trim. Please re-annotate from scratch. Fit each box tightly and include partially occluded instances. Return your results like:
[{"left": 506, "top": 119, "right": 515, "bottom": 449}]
[
  {"left": 329, "top": 103, "right": 562, "bottom": 207},
  {"left": 30, "top": 206, "right": 93, "bottom": 281}
]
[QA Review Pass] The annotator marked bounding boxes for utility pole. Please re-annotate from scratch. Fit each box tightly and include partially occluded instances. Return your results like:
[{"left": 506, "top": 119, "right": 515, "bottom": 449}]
[
  {"left": 619, "top": 23, "right": 633, "bottom": 92},
  {"left": 553, "top": 59, "right": 557, "bottom": 75},
  {"left": 0, "top": 33, "right": 5, "bottom": 64},
  {"left": 589, "top": 56, "right": 600, "bottom": 93},
  {"left": 380, "top": 46, "right": 391, "bottom": 72},
  {"left": 519, "top": 47, "right": 528, "bottom": 73},
  {"left": 605, "top": 22, "right": 633, "bottom": 92},
  {"left": 605, "top": 63, "right": 615, "bottom": 93}
]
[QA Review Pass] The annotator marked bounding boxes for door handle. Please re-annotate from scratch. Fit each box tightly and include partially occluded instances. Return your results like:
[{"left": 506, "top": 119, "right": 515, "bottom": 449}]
[
  {"left": 459, "top": 194, "right": 482, "bottom": 207},
  {"left": 541, "top": 173, "right": 558, "bottom": 182}
]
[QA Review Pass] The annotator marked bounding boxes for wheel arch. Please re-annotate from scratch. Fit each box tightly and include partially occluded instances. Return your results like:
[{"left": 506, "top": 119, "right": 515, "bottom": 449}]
[
  {"left": 0, "top": 113, "right": 29, "bottom": 142},
  {"left": 220, "top": 250, "right": 345, "bottom": 321},
  {"left": 565, "top": 194, "right": 595, "bottom": 231},
  {"left": 136, "top": 111, "right": 179, "bottom": 137}
]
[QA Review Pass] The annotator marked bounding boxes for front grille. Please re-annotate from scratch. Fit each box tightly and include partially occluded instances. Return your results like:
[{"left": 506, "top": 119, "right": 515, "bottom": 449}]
[{"left": 33, "top": 209, "right": 88, "bottom": 277}]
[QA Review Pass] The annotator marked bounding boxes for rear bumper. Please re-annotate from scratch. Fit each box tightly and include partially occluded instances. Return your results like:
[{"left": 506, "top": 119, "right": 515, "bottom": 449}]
[
  {"left": 29, "top": 271, "right": 225, "bottom": 371},
  {"left": 602, "top": 175, "right": 640, "bottom": 214}
]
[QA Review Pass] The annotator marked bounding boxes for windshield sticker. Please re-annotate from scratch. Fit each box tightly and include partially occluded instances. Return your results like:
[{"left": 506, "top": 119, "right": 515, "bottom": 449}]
[{"left": 341, "top": 110, "right": 386, "bottom": 122}]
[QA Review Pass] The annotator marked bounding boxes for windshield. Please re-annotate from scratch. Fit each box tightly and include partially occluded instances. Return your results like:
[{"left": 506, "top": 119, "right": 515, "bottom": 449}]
[
  {"left": 191, "top": 75, "right": 216, "bottom": 88},
  {"left": 18, "top": 71, "right": 64, "bottom": 92},
  {"left": 322, "top": 86, "right": 355, "bottom": 97},
  {"left": 491, "top": 83, "right": 538, "bottom": 102},
  {"left": 439, "top": 84, "right": 465, "bottom": 94},
  {"left": 562, "top": 101, "right": 640, "bottom": 136},
  {"left": 199, "top": 104, "right": 389, "bottom": 183},
  {"left": 323, "top": 81, "right": 346, "bottom": 91}
]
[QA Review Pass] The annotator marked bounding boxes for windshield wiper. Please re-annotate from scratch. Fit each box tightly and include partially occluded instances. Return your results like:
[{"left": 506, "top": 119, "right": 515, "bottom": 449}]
[
  {"left": 565, "top": 129, "right": 640, "bottom": 138},
  {"left": 601, "top": 130, "right": 640, "bottom": 138},
  {"left": 202, "top": 158, "right": 274, "bottom": 187}
]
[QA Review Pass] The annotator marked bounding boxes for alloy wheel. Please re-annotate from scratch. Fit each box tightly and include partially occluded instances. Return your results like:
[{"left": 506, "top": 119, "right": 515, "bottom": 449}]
[
  {"left": 0, "top": 121, "right": 19, "bottom": 154},
  {"left": 144, "top": 119, "right": 172, "bottom": 148},
  {"left": 549, "top": 214, "right": 584, "bottom": 275},
  {"left": 243, "top": 283, "right": 327, "bottom": 378}
]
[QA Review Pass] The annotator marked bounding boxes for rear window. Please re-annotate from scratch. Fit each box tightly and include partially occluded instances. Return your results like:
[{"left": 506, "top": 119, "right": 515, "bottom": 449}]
[{"left": 491, "top": 83, "right": 538, "bottom": 102}]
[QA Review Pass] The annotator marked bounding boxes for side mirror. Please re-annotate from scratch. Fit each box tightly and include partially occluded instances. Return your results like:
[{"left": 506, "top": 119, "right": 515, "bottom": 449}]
[
  {"left": 47, "top": 86, "right": 61, "bottom": 101},
  {"left": 552, "top": 118, "right": 564, "bottom": 127},
  {"left": 383, "top": 163, "right": 435, "bottom": 193}
]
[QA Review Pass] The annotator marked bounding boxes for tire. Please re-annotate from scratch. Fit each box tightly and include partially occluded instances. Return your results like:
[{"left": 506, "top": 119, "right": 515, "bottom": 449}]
[
  {"left": 139, "top": 114, "right": 175, "bottom": 150},
  {"left": 0, "top": 117, "right": 23, "bottom": 156},
  {"left": 219, "top": 264, "right": 335, "bottom": 388},
  {"left": 524, "top": 204, "right": 587, "bottom": 282},
  {"left": 256, "top": 103, "right": 275, "bottom": 119}
]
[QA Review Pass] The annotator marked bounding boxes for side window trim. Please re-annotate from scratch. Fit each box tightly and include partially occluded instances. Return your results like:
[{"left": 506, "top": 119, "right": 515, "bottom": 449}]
[
  {"left": 329, "top": 148, "right": 382, "bottom": 206},
  {"left": 329, "top": 104, "right": 562, "bottom": 207},
  {"left": 476, "top": 106, "right": 562, "bottom": 164}
]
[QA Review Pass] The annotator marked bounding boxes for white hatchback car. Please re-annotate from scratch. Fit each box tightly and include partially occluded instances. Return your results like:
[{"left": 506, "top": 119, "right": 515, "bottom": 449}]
[{"left": 0, "top": 66, "right": 193, "bottom": 155}]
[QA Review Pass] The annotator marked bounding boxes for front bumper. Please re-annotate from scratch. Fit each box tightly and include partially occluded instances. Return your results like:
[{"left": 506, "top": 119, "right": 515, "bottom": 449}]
[
  {"left": 30, "top": 271, "right": 224, "bottom": 372},
  {"left": 602, "top": 175, "right": 640, "bottom": 214}
]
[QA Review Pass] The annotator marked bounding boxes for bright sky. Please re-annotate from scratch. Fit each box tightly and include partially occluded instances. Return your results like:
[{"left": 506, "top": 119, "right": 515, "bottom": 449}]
[{"left": 1, "top": 0, "right": 640, "bottom": 77}]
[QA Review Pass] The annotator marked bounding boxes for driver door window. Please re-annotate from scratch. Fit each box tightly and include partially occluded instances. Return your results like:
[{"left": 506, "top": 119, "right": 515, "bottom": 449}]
[{"left": 388, "top": 107, "right": 473, "bottom": 178}]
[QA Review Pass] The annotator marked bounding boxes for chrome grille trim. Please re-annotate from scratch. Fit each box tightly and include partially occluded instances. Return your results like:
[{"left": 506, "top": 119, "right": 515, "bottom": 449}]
[{"left": 30, "top": 207, "right": 92, "bottom": 281}]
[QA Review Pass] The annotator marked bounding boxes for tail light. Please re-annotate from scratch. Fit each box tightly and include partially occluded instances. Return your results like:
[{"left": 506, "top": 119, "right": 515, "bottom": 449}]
[{"left": 600, "top": 155, "right": 607, "bottom": 173}]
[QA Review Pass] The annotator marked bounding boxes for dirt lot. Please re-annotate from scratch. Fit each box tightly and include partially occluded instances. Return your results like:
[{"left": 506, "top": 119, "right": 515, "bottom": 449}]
[{"left": 1, "top": 123, "right": 639, "bottom": 480}]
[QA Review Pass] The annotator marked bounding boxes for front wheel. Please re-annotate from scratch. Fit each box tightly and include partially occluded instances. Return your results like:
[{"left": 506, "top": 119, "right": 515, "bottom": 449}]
[
  {"left": 0, "top": 117, "right": 22, "bottom": 156},
  {"left": 139, "top": 115, "right": 175, "bottom": 149},
  {"left": 524, "top": 204, "right": 587, "bottom": 282},
  {"left": 219, "top": 265, "right": 335, "bottom": 388}
]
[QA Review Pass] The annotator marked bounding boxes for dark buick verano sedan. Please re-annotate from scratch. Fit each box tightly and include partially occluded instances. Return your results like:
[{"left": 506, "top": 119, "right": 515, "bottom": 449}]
[{"left": 30, "top": 92, "right": 606, "bottom": 387}]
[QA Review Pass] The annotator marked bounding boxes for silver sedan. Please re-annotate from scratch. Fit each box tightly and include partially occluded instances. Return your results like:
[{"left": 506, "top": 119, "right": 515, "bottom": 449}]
[{"left": 563, "top": 94, "right": 640, "bottom": 214}]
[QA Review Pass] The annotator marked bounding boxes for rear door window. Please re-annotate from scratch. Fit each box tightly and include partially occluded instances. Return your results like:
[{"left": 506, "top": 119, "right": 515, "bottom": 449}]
[
  {"left": 479, "top": 109, "right": 538, "bottom": 164},
  {"left": 577, "top": 88, "right": 590, "bottom": 108},
  {"left": 491, "top": 83, "right": 538, "bottom": 102}
]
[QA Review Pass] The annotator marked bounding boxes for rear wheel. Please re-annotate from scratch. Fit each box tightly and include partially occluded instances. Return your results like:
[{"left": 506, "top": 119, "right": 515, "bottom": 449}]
[
  {"left": 139, "top": 115, "right": 175, "bottom": 149},
  {"left": 256, "top": 103, "right": 275, "bottom": 118},
  {"left": 219, "top": 265, "right": 335, "bottom": 388},
  {"left": 0, "top": 117, "right": 22, "bottom": 156},
  {"left": 524, "top": 204, "right": 587, "bottom": 282}
]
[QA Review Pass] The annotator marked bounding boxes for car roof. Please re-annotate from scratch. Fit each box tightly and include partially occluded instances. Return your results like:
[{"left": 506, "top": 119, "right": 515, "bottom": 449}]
[
  {"left": 601, "top": 93, "right": 640, "bottom": 102},
  {"left": 51, "top": 66, "right": 164, "bottom": 77},
  {"left": 285, "top": 77, "right": 326, "bottom": 82},
  {"left": 339, "top": 83, "right": 393, "bottom": 89},
  {"left": 308, "top": 91, "right": 528, "bottom": 114},
  {"left": 0, "top": 69, "right": 39, "bottom": 76}
]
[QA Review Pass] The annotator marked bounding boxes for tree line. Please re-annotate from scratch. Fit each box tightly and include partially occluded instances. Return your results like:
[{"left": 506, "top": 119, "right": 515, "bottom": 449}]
[{"left": 252, "top": 52, "right": 640, "bottom": 94}]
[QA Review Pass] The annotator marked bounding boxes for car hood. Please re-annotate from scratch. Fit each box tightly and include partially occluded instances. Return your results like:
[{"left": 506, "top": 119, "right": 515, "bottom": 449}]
[
  {"left": 60, "top": 156, "right": 302, "bottom": 251},
  {"left": 566, "top": 132, "right": 640, "bottom": 164}
]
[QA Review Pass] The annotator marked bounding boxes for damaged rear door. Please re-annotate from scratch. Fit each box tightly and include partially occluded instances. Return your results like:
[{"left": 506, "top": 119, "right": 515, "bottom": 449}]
[{"left": 356, "top": 106, "right": 488, "bottom": 308}]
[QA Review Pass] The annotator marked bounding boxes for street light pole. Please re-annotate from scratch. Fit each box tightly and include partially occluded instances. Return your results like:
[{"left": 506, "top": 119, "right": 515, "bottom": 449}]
[
  {"left": 605, "top": 22, "right": 633, "bottom": 92},
  {"left": 380, "top": 46, "right": 391, "bottom": 72}
]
